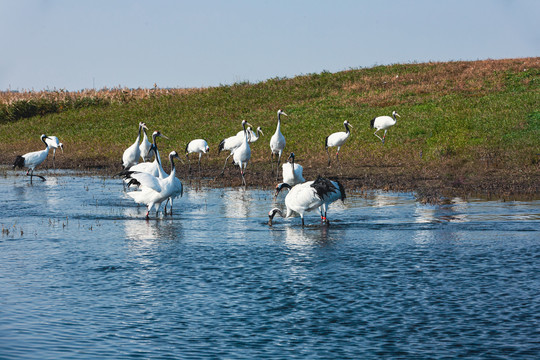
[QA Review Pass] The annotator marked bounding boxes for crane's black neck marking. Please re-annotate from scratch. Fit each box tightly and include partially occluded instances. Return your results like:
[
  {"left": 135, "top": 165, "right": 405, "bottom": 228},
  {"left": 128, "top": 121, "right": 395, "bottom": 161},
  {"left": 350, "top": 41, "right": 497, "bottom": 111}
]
[
  {"left": 370, "top": 118, "right": 376, "bottom": 128},
  {"left": 344, "top": 122, "right": 350, "bottom": 134}
]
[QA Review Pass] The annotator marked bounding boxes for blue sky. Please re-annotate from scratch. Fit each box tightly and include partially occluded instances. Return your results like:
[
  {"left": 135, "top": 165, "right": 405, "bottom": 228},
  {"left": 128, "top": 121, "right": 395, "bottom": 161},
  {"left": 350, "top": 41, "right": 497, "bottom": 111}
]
[{"left": 1, "top": 0, "right": 538, "bottom": 91}]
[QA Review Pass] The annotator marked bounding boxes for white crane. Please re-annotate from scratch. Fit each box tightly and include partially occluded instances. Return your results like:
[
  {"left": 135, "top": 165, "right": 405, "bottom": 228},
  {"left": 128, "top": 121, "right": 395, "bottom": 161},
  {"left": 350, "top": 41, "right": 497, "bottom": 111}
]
[
  {"left": 13, "top": 134, "right": 52, "bottom": 182},
  {"left": 125, "top": 151, "right": 182, "bottom": 219},
  {"left": 218, "top": 121, "right": 253, "bottom": 175},
  {"left": 139, "top": 126, "right": 154, "bottom": 162},
  {"left": 44, "top": 136, "right": 64, "bottom": 169},
  {"left": 119, "top": 131, "right": 168, "bottom": 180},
  {"left": 122, "top": 122, "right": 147, "bottom": 169},
  {"left": 247, "top": 126, "right": 264, "bottom": 143},
  {"left": 282, "top": 152, "right": 305, "bottom": 187},
  {"left": 325, "top": 120, "right": 352, "bottom": 166},
  {"left": 269, "top": 175, "right": 345, "bottom": 226},
  {"left": 371, "top": 110, "right": 401, "bottom": 144},
  {"left": 185, "top": 139, "right": 210, "bottom": 174},
  {"left": 233, "top": 120, "right": 251, "bottom": 187},
  {"left": 270, "top": 109, "right": 288, "bottom": 176}
]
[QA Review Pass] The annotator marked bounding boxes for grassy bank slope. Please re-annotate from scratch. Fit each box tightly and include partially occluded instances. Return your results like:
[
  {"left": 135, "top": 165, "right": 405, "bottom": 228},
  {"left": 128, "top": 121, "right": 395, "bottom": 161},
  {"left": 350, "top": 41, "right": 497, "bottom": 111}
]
[{"left": 1, "top": 58, "right": 539, "bottom": 199}]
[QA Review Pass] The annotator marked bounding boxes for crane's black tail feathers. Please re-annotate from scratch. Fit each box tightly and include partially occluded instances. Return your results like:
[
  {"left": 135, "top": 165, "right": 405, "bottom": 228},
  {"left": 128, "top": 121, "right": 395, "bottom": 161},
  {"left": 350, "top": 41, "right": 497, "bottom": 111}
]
[
  {"left": 13, "top": 155, "right": 25, "bottom": 169},
  {"left": 336, "top": 180, "right": 346, "bottom": 201},
  {"left": 185, "top": 141, "right": 190, "bottom": 155},
  {"left": 370, "top": 118, "right": 376, "bottom": 128},
  {"left": 325, "top": 136, "right": 329, "bottom": 149},
  {"left": 311, "top": 175, "right": 337, "bottom": 200},
  {"left": 218, "top": 139, "right": 225, "bottom": 154}
]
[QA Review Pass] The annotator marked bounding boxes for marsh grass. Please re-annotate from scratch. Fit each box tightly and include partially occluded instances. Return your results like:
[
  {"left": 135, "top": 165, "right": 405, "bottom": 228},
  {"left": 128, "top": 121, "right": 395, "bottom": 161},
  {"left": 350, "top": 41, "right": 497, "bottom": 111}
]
[{"left": 1, "top": 58, "right": 538, "bottom": 198}]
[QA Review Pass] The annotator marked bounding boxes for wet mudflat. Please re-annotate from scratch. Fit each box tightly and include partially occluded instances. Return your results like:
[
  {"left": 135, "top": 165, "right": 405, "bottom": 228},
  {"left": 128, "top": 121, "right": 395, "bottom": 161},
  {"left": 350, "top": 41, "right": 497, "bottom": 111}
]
[{"left": 0, "top": 173, "right": 539, "bottom": 359}]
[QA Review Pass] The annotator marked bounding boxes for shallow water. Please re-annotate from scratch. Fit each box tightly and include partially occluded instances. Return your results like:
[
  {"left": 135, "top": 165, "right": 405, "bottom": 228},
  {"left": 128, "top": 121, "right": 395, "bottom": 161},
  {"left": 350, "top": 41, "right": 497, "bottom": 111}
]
[{"left": 0, "top": 174, "right": 539, "bottom": 359}]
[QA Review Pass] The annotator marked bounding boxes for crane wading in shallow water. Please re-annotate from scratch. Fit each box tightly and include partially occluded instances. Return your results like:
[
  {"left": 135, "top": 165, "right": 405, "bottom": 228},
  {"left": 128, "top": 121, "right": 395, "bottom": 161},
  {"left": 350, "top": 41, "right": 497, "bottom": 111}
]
[
  {"left": 270, "top": 109, "right": 288, "bottom": 178},
  {"left": 371, "top": 111, "right": 401, "bottom": 144},
  {"left": 325, "top": 120, "right": 352, "bottom": 166},
  {"left": 269, "top": 175, "right": 346, "bottom": 227},
  {"left": 13, "top": 134, "right": 52, "bottom": 183},
  {"left": 125, "top": 151, "right": 182, "bottom": 219}
]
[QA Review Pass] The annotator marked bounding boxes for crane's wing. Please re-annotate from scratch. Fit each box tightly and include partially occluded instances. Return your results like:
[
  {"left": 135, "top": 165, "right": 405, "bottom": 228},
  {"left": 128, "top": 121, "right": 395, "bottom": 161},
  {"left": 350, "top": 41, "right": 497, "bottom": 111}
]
[{"left": 130, "top": 172, "right": 162, "bottom": 192}]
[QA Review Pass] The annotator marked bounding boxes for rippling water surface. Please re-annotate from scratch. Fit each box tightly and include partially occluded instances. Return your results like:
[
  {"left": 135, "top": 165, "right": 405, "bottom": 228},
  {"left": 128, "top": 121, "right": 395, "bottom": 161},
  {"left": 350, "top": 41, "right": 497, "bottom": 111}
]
[{"left": 0, "top": 173, "right": 539, "bottom": 359}]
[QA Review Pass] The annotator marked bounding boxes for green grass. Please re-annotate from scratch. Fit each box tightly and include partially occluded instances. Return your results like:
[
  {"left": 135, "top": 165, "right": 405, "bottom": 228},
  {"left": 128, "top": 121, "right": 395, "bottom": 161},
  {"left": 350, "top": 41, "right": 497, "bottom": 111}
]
[{"left": 1, "top": 58, "right": 539, "bottom": 181}]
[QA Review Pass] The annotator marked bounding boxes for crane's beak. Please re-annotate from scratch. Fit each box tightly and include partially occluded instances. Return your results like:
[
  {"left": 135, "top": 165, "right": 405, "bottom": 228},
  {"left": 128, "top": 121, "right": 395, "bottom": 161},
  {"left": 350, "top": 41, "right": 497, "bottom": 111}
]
[
  {"left": 259, "top": 128, "right": 264, "bottom": 136},
  {"left": 396, "top": 113, "right": 401, "bottom": 118},
  {"left": 159, "top": 133, "right": 169, "bottom": 140},
  {"left": 348, "top": 123, "right": 354, "bottom": 128},
  {"left": 246, "top": 122, "right": 254, "bottom": 128}
]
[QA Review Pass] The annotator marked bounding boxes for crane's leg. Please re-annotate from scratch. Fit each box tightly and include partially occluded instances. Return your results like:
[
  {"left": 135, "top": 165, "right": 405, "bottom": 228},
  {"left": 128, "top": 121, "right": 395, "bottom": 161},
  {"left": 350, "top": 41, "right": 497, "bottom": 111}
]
[
  {"left": 52, "top": 149, "right": 56, "bottom": 169},
  {"left": 198, "top": 153, "right": 202, "bottom": 176},
  {"left": 276, "top": 151, "right": 282, "bottom": 180},
  {"left": 270, "top": 152, "right": 275, "bottom": 175},
  {"left": 382, "top": 130, "right": 388, "bottom": 144},
  {"left": 326, "top": 147, "right": 331, "bottom": 166},
  {"left": 301, "top": 216, "right": 305, "bottom": 227},
  {"left": 336, "top": 146, "right": 341, "bottom": 164},
  {"left": 186, "top": 154, "right": 192, "bottom": 173},
  {"left": 240, "top": 165, "right": 246, "bottom": 187},
  {"left": 220, "top": 153, "right": 233, "bottom": 176},
  {"left": 374, "top": 129, "right": 384, "bottom": 143}
]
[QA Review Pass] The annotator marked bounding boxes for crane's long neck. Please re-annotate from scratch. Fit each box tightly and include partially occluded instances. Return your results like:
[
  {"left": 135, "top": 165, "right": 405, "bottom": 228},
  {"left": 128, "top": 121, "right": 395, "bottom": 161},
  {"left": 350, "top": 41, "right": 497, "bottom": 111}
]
[
  {"left": 169, "top": 155, "right": 177, "bottom": 176},
  {"left": 276, "top": 113, "right": 282, "bottom": 133},
  {"left": 41, "top": 137, "right": 50, "bottom": 149},
  {"left": 137, "top": 124, "right": 143, "bottom": 141},
  {"left": 393, "top": 113, "right": 398, "bottom": 122},
  {"left": 344, "top": 123, "right": 350, "bottom": 134}
]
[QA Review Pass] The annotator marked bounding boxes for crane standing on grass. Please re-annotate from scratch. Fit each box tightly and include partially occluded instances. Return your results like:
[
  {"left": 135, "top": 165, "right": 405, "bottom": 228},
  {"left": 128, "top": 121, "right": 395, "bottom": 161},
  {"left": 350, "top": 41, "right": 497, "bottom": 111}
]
[
  {"left": 325, "top": 120, "right": 352, "bottom": 166},
  {"left": 371, "top": 111, "right": 401, "bottom": 144}
]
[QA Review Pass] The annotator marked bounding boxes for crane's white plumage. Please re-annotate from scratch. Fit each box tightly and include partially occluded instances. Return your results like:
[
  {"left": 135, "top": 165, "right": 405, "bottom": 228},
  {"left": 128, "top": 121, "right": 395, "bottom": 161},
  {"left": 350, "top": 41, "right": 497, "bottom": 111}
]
[
  {"left": 126, "top": 151, "right": 181, "bottom": 219},
  {"left": 121, "top": 131, "right": 168, "bottom": 179},
  {"left": 247, "top": 126, "right": 264, "bottom": 143},
  {"left": 325, "top": 120, "right": 352, "bottom": 165},
  {"left": 270, "top": 109, "right": 287, "bottom": 176},
  {"left": 269, "top": 176, "right": 345, "bottom": 226},
  {"left": 233, "top": 120, "right": 251, "bottom": 186},
  {"left": 139, "top": 127, "right": 154, "bottom": 162},
  {"left": 282, "top": 152, "right": 305, "bottom": 186},
  {"left": 218, "top": 121, "right": 253, "bottom": 175},
  {"left": 122, "top": 122, "right": 147, "bottom": 169},
  {"left": 218, "top": 128, "right": 246, "bottom": 175},
  {"left": 185, "top": 139, "right": 209, "bottom": 174},
  {"left": 44, "top": 135, "right": 64, "bottom": 168},
  {"left": 13, "top": 134, "right": 52, "bottom": 182},
  {"left": 371, "top": 110, "right": 400, "bottom": 144}
]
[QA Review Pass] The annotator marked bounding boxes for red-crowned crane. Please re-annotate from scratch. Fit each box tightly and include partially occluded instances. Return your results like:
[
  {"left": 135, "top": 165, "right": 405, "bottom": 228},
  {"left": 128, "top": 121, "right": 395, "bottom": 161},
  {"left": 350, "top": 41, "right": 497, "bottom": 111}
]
[
  {"left": 325, "top": 120, "right": 352, "bottom": 166},
  {"left": 13, "top": 134, "right": 52, "bottom": 182},
  {"left": 371, "top": 111, "right": 401, "bottom": 144}
]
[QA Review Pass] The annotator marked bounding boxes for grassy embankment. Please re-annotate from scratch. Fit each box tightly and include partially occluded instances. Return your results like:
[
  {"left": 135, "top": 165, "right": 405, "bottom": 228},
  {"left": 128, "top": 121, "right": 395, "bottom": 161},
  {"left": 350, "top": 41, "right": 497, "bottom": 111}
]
[{"left": 1, "top": 58, "right": 539, "bottom": 201}]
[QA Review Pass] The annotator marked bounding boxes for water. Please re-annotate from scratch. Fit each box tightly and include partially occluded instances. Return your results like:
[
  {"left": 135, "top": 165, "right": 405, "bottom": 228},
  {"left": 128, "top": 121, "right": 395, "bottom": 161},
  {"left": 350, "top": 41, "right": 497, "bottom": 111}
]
[{"left": 0, "top": 173, "right": 539, "bottom": 359}]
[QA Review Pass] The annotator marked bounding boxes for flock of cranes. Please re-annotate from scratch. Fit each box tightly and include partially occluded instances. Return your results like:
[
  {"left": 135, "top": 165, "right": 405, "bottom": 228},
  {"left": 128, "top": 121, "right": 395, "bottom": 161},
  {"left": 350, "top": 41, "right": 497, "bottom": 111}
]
[{"left": 11, "top": 109, "right": 402, "bottom": 226}]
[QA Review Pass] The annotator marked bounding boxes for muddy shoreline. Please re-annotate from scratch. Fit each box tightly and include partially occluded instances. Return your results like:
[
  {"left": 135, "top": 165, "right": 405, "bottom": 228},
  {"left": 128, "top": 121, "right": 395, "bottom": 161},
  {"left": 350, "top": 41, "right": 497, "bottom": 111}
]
[{"left": 3, "top": 155, "right": 539, "bottom": 203}]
